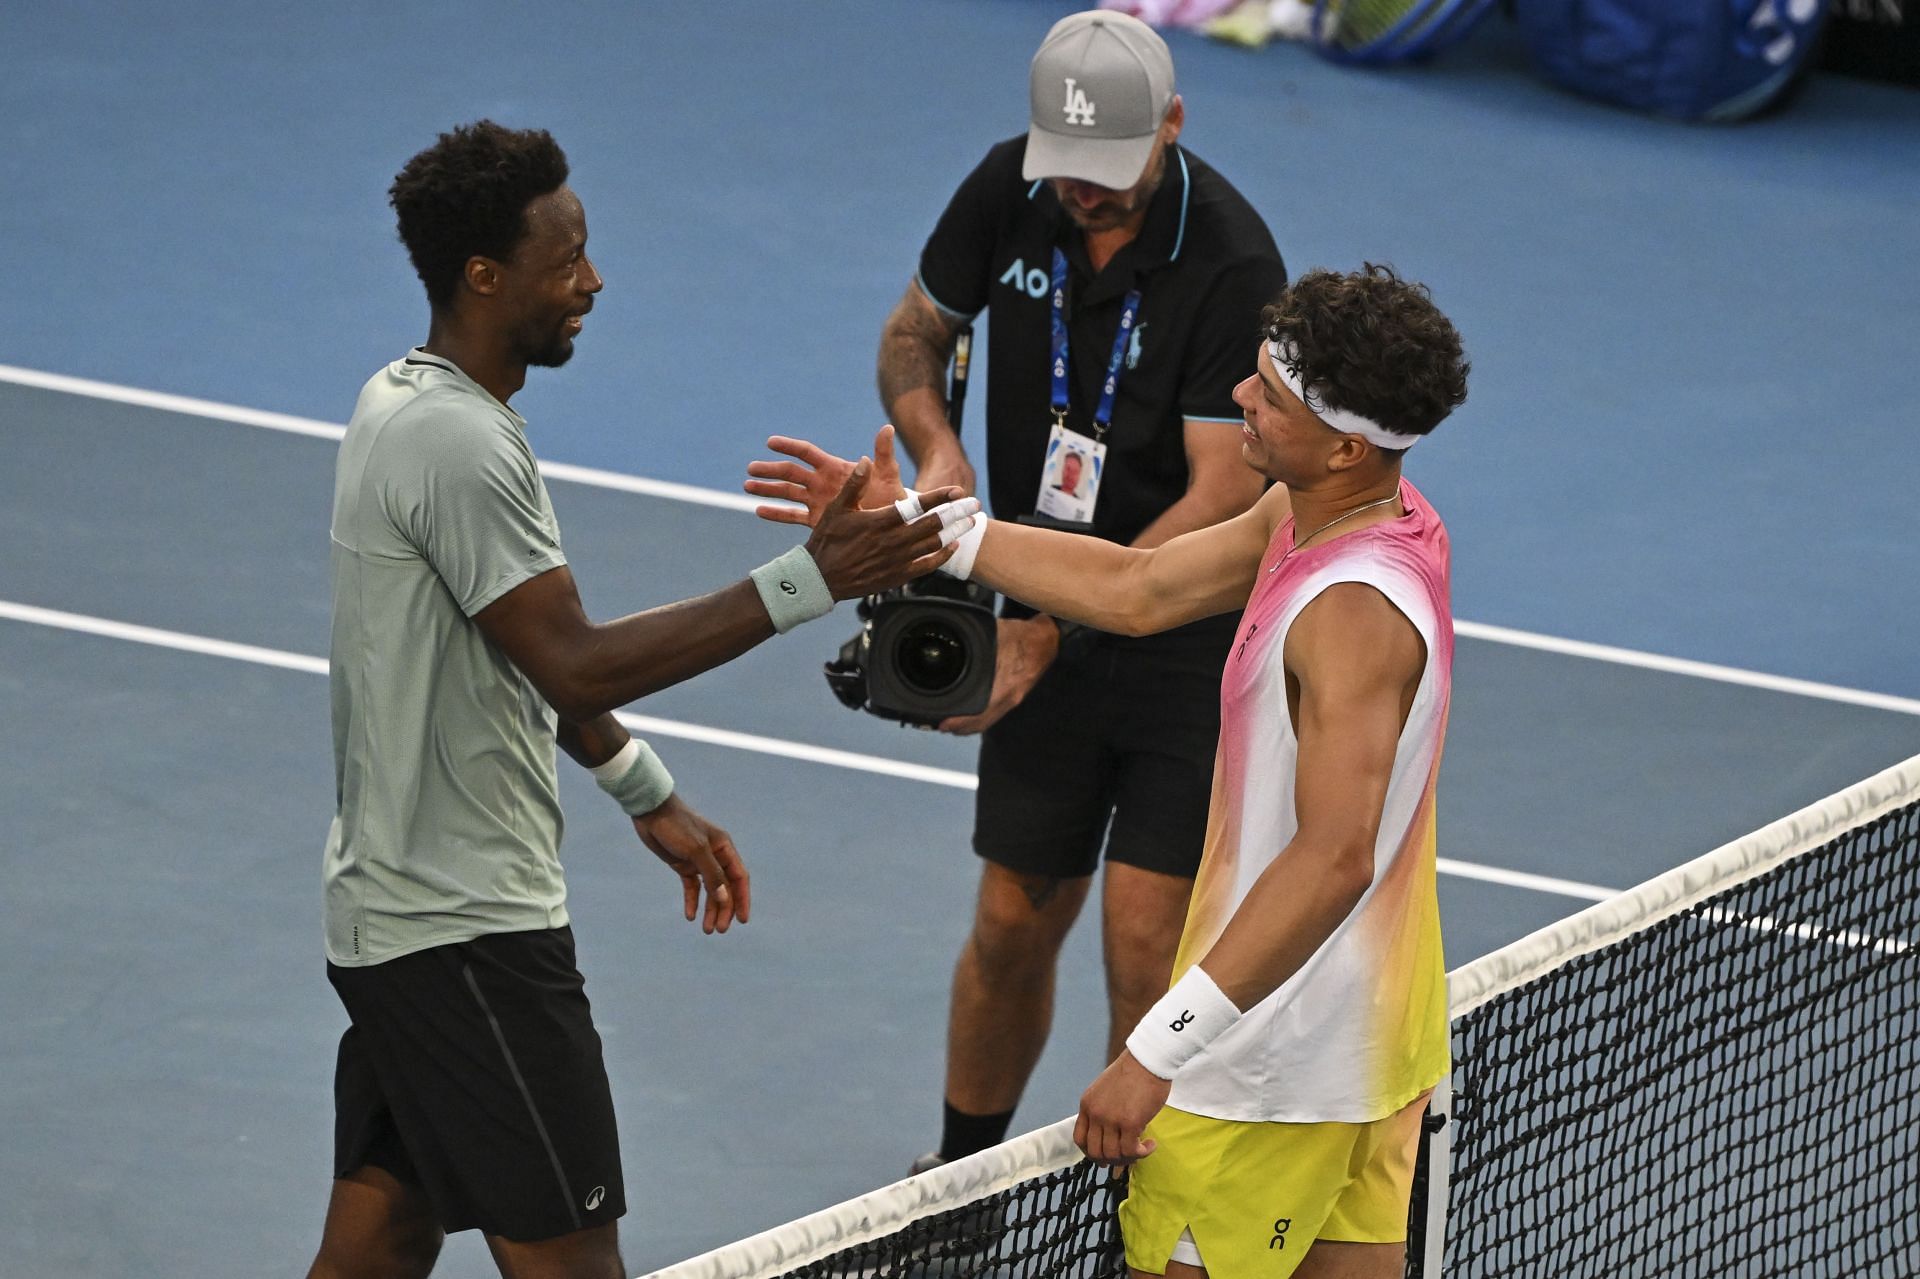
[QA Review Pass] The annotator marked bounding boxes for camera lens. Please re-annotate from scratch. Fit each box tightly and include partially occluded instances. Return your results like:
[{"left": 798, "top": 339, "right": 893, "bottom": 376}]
[{"left": 893, "top": 619, "right": 970, "bottom": 694}]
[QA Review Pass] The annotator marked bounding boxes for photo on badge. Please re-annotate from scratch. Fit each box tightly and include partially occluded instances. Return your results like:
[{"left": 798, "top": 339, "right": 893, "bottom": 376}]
[{"left": 1036, "top": 426, "right": 1104, "bottom": 524}]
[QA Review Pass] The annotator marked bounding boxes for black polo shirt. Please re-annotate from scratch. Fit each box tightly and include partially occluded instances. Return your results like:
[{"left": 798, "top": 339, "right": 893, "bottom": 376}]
[{"left": 917, "top": 137, "right": 1286, "bottom": 646}]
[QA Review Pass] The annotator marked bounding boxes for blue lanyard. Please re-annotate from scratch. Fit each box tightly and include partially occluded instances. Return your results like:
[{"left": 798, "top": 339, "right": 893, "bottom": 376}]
[{"left": 1049, "top": 248, "right": 1141, "bottom": 439}]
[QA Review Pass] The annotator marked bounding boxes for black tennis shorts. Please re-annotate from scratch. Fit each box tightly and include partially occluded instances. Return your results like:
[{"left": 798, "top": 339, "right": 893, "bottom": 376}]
[
  {"left": 974, "top": 634, "right": 1226, "bottom": 880},
  {"left": 326, "top": 925, "right": 624, "bottom": 1242}
]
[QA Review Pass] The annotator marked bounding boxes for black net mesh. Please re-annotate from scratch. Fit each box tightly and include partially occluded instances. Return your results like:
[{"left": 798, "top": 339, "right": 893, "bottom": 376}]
[
  {"left": 1426, "top": 798, "right": 1920, "bottom": 1277},
  {"left": 783, "top": 1159, "right": 1125, "bottom": 1279},
  {"left": 649, "top": 778, "right": 1919, "bottom": 1279}
]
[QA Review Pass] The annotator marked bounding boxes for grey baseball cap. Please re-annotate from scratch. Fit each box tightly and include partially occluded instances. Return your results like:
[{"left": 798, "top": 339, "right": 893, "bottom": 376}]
[{"left": 1022, "top": 10, "right": 1176, "bottom": 191}]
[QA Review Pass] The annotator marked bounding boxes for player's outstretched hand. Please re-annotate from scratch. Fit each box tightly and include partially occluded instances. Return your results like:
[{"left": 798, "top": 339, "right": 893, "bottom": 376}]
[
  {"left": 746, "top": 425, "right": 909, "bottom": 527},
  {"left": 1074, "top": 1051, "right": 1170, "bottom": 1168},
  {"left": 804, "top": 458, "right": 975, "bottom": 600},
  {"left": 630, "top": 793, "right": 751, "bottom": 935}
]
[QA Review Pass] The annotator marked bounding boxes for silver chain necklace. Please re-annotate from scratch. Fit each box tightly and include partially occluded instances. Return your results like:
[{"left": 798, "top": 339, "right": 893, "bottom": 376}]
[{"left": 1269, "top": 493, "right": 1402, "bottom": 573}]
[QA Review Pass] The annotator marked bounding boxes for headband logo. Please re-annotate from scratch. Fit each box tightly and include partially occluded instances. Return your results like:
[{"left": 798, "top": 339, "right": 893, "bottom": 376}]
[
  {"left": 1276, "top": 344, "right": 1326, "bottom": 412},
  {"left": 1063, "top": 78, "right": 1096, "bottom": 127}
]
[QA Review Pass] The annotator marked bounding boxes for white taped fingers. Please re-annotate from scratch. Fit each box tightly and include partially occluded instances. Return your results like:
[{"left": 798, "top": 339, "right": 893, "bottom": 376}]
[
  {"left": 926, "top": 497, "right": 981, "bottom": 547},
  {"left": 893, "top": 490, "right": 928, "bottom": 522},
  {"left": 898, "top": 491, "right": 982, "bottom": 555}
]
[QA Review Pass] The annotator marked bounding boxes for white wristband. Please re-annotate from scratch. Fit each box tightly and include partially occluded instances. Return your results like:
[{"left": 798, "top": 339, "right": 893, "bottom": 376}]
[
  {"left": 937, "top": 517, "right": 987, "bottom": 580},
  {"left": 590, "top": 737, "right": 676, "bottom": 817},
  {"left": 1125, "top": 965, "right": 1241, "bottom": 1081}
]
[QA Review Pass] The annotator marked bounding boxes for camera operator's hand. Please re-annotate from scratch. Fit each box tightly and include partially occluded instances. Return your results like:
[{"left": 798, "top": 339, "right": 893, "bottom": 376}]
[
  {"left": 913, "top": 440, "right": 976, "bottom": 500},
  {"left": 748, "top": 426, "right": 932, "bottom": 526},
  {"left": 805, "top": 459, "right": 971, "bottom": 600},
  {"left": 938, "top": 615, "right": 1060, "bottom": 735}
]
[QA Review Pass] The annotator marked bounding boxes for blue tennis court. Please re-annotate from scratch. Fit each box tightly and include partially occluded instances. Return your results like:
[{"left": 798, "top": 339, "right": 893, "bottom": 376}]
[{"left": 3, "top": 3, "right": 1917, "bottom": 1274}]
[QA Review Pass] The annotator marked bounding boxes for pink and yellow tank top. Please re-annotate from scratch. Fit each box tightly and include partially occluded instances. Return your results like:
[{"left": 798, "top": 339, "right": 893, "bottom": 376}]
[{"left": 1165, "top": 478, "right": 1453, "bottom": 1125}]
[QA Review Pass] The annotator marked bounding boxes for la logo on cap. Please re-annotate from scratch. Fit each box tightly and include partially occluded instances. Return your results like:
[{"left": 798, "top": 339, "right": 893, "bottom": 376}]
[{"left": 1062, "top": 77, "right": 1096, "bottom": 127}]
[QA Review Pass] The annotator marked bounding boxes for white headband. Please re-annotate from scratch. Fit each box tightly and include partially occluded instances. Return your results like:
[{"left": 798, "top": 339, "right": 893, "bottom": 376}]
[{"left": 1266, "top": 340, "right": 1424, "bottom": 451}]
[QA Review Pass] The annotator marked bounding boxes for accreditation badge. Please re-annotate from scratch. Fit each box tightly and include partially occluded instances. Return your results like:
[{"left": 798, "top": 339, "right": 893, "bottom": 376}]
[{"left": 1034, "top": 421, "right": 1106, "bottom": 524}]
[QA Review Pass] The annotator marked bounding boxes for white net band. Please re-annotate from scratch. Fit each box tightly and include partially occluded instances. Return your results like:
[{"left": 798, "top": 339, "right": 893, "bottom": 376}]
[
  {"left": 1446, "top": 751, "right": 1920, "bottom": 1019},
  {"left": 637, "top": 1118, "right": 1082, "bottom": 1279}
]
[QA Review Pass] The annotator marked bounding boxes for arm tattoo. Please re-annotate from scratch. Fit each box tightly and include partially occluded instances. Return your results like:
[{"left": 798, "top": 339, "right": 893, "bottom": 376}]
[{"left": 877, "top": 285, "right": 960, "bottom": 419}]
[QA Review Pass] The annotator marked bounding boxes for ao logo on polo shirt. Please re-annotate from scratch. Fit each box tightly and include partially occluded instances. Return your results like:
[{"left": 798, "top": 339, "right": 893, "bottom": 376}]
[{"left": 998, "top": 258, "right": 1050, "bottom": 300}]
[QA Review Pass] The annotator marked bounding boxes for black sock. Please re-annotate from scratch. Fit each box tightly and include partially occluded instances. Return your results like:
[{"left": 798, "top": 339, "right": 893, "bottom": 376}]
[{"left": 940, "top": 1101, "right": 1016, "bottom": 1162}]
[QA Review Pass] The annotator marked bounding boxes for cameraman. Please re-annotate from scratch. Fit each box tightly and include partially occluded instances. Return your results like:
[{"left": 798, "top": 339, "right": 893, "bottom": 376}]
[{"left": 877, "top": 11, "right": 1284, "bottom": 1168}]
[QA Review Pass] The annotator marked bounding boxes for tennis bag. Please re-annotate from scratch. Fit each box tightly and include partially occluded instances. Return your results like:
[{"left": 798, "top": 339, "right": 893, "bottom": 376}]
[{"left": 1514, "top": 0, "right": 1832, "bottom": 120}]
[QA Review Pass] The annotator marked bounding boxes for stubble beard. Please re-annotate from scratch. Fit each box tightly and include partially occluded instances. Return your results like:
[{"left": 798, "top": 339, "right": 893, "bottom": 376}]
[
  {"left": 1062, "top": 145, "right": 1168, "bottom": 234},
  {"left": 523, "top": 318, "right": 578, "bottom": 369}
]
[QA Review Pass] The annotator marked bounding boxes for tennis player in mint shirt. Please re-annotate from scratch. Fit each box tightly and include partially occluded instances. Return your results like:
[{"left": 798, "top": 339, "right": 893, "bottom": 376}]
[{"left": 308, "top": 120, "right": 975, "bottom": 1279}]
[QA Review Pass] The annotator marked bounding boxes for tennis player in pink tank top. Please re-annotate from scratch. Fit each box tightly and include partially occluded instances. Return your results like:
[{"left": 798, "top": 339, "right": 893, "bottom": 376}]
[{"left": 745, "top": 264, "right": 1470, "bottom": 1279}]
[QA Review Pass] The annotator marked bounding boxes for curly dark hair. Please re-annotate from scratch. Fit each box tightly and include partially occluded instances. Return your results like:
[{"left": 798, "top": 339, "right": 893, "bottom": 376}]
[
  {"left": 388, "top": 121, "right": 570, "bottom": 308},
  {"left": 1261, "top": 264, "right": 1469, "bottom": 444}
]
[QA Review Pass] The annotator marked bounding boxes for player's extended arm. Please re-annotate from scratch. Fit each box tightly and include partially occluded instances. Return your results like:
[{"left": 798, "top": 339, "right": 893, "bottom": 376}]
[
  {"left": 1195, "top": 582, "right": 1428, "bottom": 1006},
  {"left": 475, "top": 464, "right": 966, "bottom": 722},
  {"left": 745, "top": 432, "right": 1281, "bottom": 634},
  {"left": 877, "top": 281, "right": 974, "bottom": 494},
  {"left": 1127, "top": 420, "right": 1269, "bottom": 550},
  {"left": 967, "top": 483, "right": 1287, "bottom": 636}
]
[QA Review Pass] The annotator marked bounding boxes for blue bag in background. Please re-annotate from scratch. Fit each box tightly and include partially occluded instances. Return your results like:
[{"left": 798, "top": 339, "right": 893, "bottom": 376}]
[{"left": 1515, "top": 0, "right": 1832, "bottom": 120}]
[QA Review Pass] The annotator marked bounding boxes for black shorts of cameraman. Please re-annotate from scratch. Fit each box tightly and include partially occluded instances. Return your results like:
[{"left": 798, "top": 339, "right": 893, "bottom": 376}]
[{"left": 973, "top": 627, "right": 1225, "bottom": 880}]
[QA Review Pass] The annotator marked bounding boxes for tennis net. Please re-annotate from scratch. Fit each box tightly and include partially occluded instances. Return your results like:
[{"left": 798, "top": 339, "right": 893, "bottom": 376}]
[{"left": 638, "top": 753, "right": 1920, "bottom": 1279}]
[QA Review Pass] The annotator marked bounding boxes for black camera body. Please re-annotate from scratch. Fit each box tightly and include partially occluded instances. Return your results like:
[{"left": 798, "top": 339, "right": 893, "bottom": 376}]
[{"left": 825, "top": 577, "right": 998, "bottom": 727}]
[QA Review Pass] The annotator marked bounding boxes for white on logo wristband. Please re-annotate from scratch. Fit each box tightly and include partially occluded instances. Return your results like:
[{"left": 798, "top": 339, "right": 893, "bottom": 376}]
[
  {"left": 1125, "top": 964, "right": 1242, "bottom": 1081},
  {"left": 589, "top": 737, "right": 676, "bottom": 817}
]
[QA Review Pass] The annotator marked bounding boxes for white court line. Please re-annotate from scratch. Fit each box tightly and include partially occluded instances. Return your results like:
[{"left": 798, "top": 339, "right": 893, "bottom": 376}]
[
  {"left": 0, "top": 363, "right": 761, "bottom": 514},
  {"left": 5, "top": 362, "right": 1918, "bottom": 715},
  {"left": 0, "top": 597, "right": 1613, "bottom": 902},
  {"left": 1454, "top": 621, "right": 1920, "bottom": 717},
  {"left": 0, "top": 600, "right": 972, "bottom": 791},
  {"left": 1433, "top": 857, "right": 1614, "bottom": 902}
]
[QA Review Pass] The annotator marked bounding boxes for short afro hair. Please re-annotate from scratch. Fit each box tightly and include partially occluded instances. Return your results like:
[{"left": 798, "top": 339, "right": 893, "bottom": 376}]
[
  {"left": 388, "top": 120, "right": 570, "bottom": 308},
  {"left": 1262, "top": 264, "right": 1469, "bottom": 444}
]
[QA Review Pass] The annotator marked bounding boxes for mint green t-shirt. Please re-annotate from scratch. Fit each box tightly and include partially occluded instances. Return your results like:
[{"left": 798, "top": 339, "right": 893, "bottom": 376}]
[{"left": 322, "top": 350, "right": 570, "bottom": 966}]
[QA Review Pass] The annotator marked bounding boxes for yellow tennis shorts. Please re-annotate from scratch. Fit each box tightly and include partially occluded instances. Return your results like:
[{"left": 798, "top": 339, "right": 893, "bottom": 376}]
[{"left": 1118, "top": 1091, "right": 1431, "bottom": 1277}]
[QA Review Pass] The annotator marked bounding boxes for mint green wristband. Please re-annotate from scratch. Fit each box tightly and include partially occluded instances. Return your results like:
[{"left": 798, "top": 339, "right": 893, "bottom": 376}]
[
  {"left": 590, "top": 738, "right": 675, "bottom": 817},
  {"left": 751, "top": 545, "right": 835, "bottom": 634}
]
